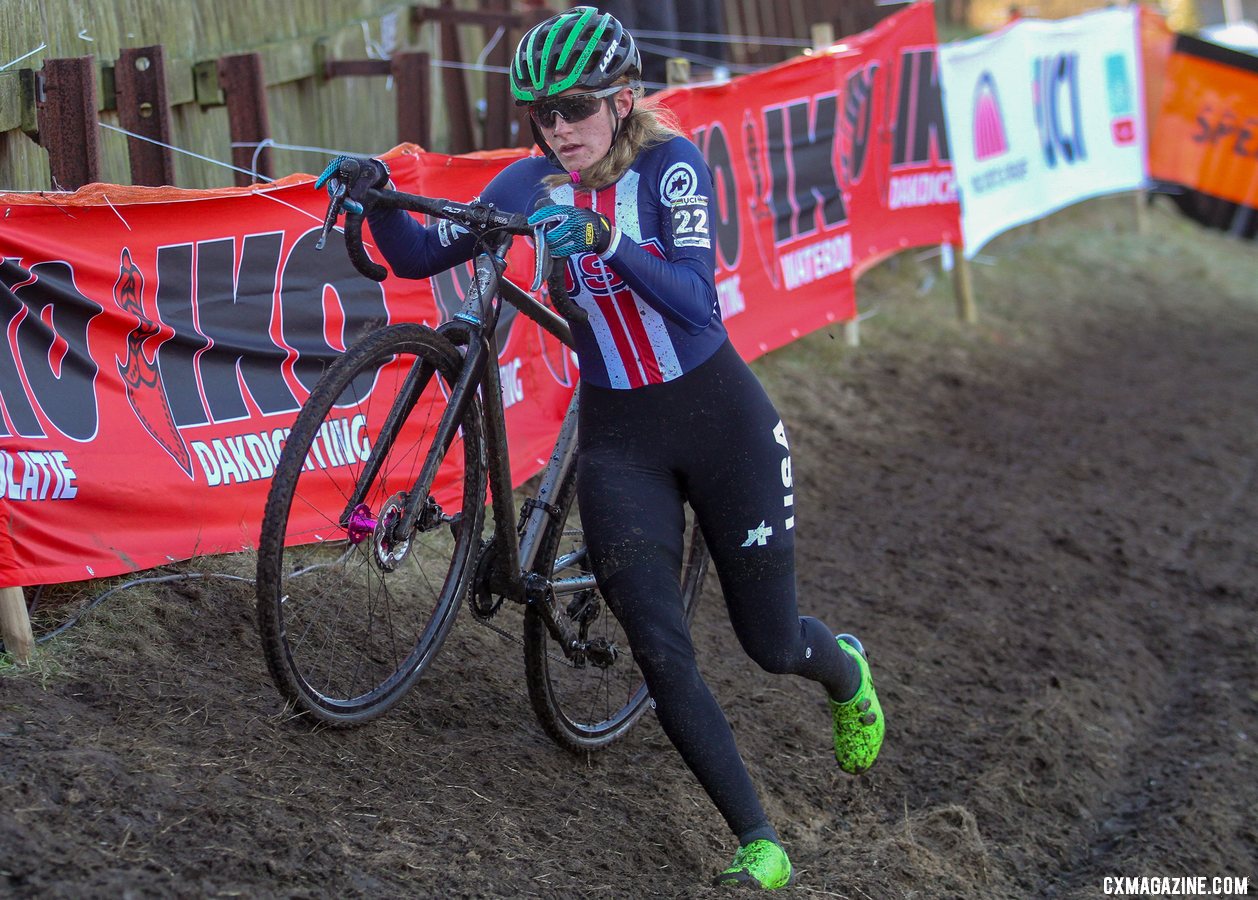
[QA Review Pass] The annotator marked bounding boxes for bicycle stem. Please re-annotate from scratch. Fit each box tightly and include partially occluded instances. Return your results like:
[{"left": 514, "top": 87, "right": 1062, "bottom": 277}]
[{"left": 453, "top": 232, "right": 513, "bottom": 327}]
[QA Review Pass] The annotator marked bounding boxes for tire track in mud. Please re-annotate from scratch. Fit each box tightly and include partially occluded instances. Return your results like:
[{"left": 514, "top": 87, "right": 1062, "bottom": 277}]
[{"left": 743, "top": 251, "right": 1258, "bottom": 898}]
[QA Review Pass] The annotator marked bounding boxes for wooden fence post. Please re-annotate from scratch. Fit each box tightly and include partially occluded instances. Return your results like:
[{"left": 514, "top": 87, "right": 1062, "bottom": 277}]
[
  {"left": 1134, "top": 189, "right": 1149, "bottom": 235},
  {"left": 810, "top": 22, "right": 835, "bottom": 51},
  {"left": 666, "top": 57, "right": 691, "bottom": 87},
  {"left": 482, "top": 0, "right": 513, "bottom": 151},
  {"left": 949, "top": 244, "right": 978, "bottom": 324},
  {"left": 412, "top": 2, "right": 549, "bottom": 151},
  {"left": 436, "top": 0, "right": 475, "bottom": 153},
  {"left": 0, "top": 587, "right": 33, "bottom": 665},
  {"left": 392, "top": 51, "right": 431, "bottom": 149}
]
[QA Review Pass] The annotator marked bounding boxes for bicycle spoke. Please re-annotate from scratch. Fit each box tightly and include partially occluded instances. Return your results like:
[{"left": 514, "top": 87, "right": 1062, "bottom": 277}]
[{"left": 257, "top": 324, "right": 486, "bottom": 725}]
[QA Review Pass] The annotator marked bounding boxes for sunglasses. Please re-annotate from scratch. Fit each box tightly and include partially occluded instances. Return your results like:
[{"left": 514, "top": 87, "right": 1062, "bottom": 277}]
[{"left": 527, "top": 86, "right": 623, "bottom": 129}]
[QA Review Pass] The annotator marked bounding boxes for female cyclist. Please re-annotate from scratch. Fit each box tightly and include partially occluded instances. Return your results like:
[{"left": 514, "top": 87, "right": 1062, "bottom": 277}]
[{"left": 321, "top": 6, "right": 884, "bottom": 889}]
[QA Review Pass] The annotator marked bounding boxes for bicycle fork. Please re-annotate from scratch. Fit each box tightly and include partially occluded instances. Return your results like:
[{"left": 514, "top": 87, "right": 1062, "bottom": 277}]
[{"left": 340, "top": 344, "right": 480, "bottom": 549}]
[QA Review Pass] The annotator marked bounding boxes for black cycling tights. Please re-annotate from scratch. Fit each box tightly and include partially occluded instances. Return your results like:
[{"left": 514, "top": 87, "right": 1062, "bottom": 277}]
[{"left": 577, "top": 339, "right": 858, "bottom": 840}]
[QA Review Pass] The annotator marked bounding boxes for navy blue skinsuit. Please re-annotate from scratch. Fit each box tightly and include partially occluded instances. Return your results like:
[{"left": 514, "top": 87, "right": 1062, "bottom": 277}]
[{"left": 368, "top": 136, "right": 852, "bottom": 840}]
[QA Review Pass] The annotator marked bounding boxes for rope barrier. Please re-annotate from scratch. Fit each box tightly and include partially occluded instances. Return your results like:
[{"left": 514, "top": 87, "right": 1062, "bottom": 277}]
[
  {"left": 101, "top": 195, "right": 132, "bottom": 231},
  {"left": 4, "top": 548, "right": 354, "bottom": 652},
  {"left": 634, "top": 40, "right": 759, "bottom": 75},
  {"left": 476, "top": 26, "right": 507, "bottom": 68},
  {"left": 99, "top": 125, "right": 356, "bottom": 196},
  {"left": 10, "top": 571, "right": 253, "bottom": 650},
  {"left": 254, "top": 190, "right": 335, "bottom": 227},
  {"left": 68, "top": 38, "right": 785, "bottom": 192},
  {"left": 231, "top": 138, "right": 355, "bottom": 157}
]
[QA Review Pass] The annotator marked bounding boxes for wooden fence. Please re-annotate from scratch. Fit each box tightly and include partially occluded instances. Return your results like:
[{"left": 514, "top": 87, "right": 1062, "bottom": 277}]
[{"left": 0, "top": 1, "right": 914, "bottom": 193}]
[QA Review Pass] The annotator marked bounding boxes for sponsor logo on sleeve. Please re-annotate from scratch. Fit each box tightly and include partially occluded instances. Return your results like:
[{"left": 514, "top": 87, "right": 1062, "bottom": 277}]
[{"left": 660, "top": 162, "right": 699, "bottom": 205}]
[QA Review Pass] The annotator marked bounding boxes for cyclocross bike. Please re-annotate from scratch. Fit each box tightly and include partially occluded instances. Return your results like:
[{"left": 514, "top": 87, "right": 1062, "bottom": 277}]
[{"left": 255, "top": 159, "right": 709, "bottom": 752}]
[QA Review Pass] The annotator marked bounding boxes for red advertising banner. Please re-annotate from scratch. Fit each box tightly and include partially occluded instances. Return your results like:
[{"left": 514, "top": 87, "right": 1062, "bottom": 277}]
[
  {"left": 658, "top": 0, "right": 959, "bottom": 293},
  {"left": 841, "top": 1, "right": 961, "bottom": 275},
  {"left": 0, "top": 154, "right": 576, "bottom": 586},
  {"left": 0, "top": 1, "right": 961, "bottom": 587},
  {"left": 656, "top": 49, "right": 858, "bottom": 358}
]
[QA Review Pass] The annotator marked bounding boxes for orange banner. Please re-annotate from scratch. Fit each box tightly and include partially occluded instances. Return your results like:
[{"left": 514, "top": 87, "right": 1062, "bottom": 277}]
[{"left": 1149, "top": 34, "right": 1258, "bottom": 214}]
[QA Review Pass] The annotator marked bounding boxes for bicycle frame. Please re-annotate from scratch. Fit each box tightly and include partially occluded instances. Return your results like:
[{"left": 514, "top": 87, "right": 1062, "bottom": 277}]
[{"left": 342, "top": 228, "right": 594, "bottom": 652}]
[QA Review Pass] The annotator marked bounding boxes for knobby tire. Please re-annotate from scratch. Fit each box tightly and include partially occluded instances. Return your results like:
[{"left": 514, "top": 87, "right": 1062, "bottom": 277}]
[{"left": 256, "top": 323, "right": 486, "bottom": 726}]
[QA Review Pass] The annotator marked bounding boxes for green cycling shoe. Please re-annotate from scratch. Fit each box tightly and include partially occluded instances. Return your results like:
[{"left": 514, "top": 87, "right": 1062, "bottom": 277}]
[
  {"left": 712, "top": 839, "right": 792, "bottom": 890},
  {"left": 830, "top": 633, "right": 884, "bottom": 775}
]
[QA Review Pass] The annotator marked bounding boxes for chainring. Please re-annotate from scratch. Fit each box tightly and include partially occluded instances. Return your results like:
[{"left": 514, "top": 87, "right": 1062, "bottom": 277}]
[{"left": 469, "top": 538, "right": 505, "bottom": 619}]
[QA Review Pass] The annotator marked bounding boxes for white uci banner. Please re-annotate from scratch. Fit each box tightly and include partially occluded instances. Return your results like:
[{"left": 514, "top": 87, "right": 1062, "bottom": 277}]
[{"left": 939, "top": 8, "right": 1147, "bottom": 257}]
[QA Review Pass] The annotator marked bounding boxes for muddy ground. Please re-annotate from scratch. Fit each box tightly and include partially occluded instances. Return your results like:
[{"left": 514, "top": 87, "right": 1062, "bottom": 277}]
[{"left": 3, "top": 197, "right": 1256, "bottom": 899}]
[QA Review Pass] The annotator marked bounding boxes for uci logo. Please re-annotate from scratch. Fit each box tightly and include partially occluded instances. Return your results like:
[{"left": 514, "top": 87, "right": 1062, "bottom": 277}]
[
  {"left": 572, "top": 239, "right": 665, "bottom": 298},
  {"left": 1033, "top": 52, "right": 1087, "bottom": 168}
]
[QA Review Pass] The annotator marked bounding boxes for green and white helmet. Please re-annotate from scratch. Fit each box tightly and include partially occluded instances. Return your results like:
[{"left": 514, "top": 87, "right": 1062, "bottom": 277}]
[{"left": 511, "top": 6, "right": 642, "bottom": 103}]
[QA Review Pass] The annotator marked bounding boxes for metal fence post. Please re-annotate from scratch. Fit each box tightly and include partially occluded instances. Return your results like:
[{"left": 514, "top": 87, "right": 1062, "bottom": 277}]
[
  {"left": 116, "top": 45, "right": 177, "bottom": 186},
  {"left": 37, "top": 57, "right": 101, "bottom": 190},
  {"left": 218, "top": 53, "right": 271, "bottom": 186}
]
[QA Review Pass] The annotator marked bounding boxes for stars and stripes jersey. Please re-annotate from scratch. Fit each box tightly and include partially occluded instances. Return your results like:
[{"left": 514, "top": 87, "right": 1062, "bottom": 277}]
[{"left": 366, "top": 136, "right": 728, "bottom": 389}]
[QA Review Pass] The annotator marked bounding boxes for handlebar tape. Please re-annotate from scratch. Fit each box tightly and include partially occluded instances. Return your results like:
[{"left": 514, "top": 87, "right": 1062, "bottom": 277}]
[{"left": 344, "top": 213, "right": 388, "bottom": 282}]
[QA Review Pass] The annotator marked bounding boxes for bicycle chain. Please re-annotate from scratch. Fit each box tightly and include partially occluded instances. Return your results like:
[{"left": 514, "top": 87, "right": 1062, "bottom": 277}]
[
  {"left": 470, "top": 605, "right": 579, "bottom": 668},
  {"left": 467, "top": 523, "right": 593, "bottom": 664},
  {"left": 467, "top": 526, "right": 590, "bottom": 668}
]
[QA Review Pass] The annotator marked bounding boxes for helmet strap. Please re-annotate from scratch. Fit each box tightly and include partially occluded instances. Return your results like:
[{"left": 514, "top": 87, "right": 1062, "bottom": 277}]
[
  {"left": 607, "top": 91, "right": 634, "bottom": 157},
  {"left": 530, "top": 117, "right": 564, "bottom": 170}
]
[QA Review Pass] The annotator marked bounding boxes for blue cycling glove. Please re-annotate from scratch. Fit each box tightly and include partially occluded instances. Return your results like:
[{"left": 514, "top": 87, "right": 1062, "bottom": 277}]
[
  {"left": 527, "top": 205, "right": 615, "bottom": 257},
  {"left": 314, "top": 155, "right": 390, "bottom": 214}
]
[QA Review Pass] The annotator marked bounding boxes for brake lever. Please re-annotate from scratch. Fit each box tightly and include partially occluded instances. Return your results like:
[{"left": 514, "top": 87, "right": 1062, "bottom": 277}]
[
  {"left": 316, "top": 180, "right": 348, "bottom": 251},
  {"left": 530, "top": 224, "right": 550, "bottom": 292}
]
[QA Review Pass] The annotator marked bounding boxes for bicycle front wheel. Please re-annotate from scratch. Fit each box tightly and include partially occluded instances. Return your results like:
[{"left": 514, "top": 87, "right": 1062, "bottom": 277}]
[
  {"left": 256, "top": 323, "right": 486, "bottom": 726},
  {"left": 523, "top": 472, "right": 709, "bottom": 753}
]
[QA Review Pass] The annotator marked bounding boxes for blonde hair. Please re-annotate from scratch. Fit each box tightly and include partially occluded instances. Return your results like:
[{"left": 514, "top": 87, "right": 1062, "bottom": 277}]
[{"left": 542, "top": 83, "right": 684, "bottom": 192}]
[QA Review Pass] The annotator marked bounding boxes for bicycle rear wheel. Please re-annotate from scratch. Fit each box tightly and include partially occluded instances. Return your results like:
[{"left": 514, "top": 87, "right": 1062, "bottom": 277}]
[
  {"left": 256, "top": 323, "right": 486, "bottom": 726},
  {"left": 523, "top": 471, "right": 709, "bottom": 752}
]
